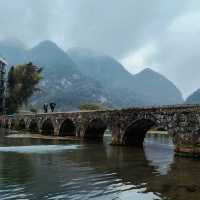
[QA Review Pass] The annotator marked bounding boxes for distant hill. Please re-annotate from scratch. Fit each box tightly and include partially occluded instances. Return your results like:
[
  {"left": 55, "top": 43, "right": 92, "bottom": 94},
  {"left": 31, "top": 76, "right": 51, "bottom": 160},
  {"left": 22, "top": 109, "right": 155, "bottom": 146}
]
[
  {"left": 68, "top": 47, "right": 183, "bottom": 106},
  {"left": 132, "top": 68, "right": 183, "bottom": 105},
  {"left": 185, "top": 89, "right": 200, "bottom": 104},
  {"left": 68, "top": 47, "right": 146, "bottom": 106},
  {"left": 25, "top": 41, "right": 112, "bottom": 110},
  {"left": 0, "top": 39, "right": 184, "bottom": 110}
]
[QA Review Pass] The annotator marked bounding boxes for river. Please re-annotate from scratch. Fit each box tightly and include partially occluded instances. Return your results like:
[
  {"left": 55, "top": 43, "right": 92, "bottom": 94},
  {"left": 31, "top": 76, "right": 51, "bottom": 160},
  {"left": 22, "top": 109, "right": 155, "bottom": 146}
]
[{"left": 0, "top": 129, "right": 200, "bottom": 200}]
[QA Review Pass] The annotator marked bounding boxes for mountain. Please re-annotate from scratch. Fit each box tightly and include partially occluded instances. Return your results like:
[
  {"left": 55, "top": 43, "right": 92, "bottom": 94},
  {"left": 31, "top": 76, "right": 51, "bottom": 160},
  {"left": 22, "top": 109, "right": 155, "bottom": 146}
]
[
  {"left": 68, "top": 47, "right": 183, "bottom": 106},
  {"left": 25, "top": 41, "right": 112, "bottom": 110},
  {"left": 132, "top": 68, "right": 183, "bottom": 105},
  {"left": 0, "top": 39, "right": 184, "bottom": 110},
  {"left": 68, "top": 47, "right": 146, "bottom": 106},
  {"left": 185, "top": 89, "right": 200, "bottom": 104},
  {"left": 68, "top": 48, "right": 134, "bottom": 88}
]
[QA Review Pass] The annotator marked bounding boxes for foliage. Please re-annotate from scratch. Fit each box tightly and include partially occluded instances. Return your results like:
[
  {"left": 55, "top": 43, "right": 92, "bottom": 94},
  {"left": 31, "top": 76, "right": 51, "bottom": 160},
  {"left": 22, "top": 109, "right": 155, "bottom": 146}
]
[
  {"left": 79, "top": 102, "right": 105, "bottom": 111},
  {"left": 29, "top": 108, "right": 38, "bottom": 113},
  {"left": 6, "top": 62, "right": 42, "bottom": 114}
]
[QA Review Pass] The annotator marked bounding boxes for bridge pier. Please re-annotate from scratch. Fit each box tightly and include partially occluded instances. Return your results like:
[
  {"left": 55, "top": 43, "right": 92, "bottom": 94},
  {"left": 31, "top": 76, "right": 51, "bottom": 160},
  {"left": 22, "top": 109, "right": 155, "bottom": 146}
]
[
  {"left": 111, "top": 126, "right": 124, "bottom": 145},
  {"left": 54, "top": 128, "right": 59, "bottom": 136}
]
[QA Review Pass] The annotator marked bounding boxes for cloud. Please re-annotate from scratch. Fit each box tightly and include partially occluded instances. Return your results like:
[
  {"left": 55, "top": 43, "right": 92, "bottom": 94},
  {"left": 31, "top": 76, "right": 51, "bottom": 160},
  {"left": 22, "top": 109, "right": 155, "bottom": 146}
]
[
  {"left": 148, "top": 10, "right": 200, "bottom": 98},
  {"left": 119, "top": 2, "right": 200, "bottom": 98},
  {"left": 0, "top": 0, "right": 199, "bottom": 97},
  {"left": 121, "top": 43, "right": 157, "bottom": 74},
  {"left": 0, "top": 0, "right": 187, "bottom": 51}
]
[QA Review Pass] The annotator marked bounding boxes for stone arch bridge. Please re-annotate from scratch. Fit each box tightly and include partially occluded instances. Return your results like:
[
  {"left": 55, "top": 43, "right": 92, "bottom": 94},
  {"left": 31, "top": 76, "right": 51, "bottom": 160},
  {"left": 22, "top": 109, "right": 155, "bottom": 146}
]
[{"left": 1, "top": 105, "right": 200, "bottom": 155}]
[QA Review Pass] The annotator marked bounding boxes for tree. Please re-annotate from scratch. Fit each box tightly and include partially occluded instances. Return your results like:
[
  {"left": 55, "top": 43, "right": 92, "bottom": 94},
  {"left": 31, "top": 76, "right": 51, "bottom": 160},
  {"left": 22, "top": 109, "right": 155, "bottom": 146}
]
[
  {"left": 7, "top": 66, "right": 16, "bottom": 90},
  {"left": 79, "top": 102, "right": 105, "bottom": 111},
  {"left": 6, "top": 66, "right": 17, "bottom": 113},
  {"left": 6, "top": 63, "right": 42, "bottom": 114}
]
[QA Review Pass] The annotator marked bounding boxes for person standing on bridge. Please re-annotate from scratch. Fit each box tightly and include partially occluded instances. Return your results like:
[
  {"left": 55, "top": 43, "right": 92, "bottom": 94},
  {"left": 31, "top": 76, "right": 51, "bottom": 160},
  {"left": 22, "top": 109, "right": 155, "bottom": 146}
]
[
  {"left": 50, "top": 102, "right": 56, "bottom": 112},
  {"left": 43, "top": 103, "right": 48, "bottom": 113}
]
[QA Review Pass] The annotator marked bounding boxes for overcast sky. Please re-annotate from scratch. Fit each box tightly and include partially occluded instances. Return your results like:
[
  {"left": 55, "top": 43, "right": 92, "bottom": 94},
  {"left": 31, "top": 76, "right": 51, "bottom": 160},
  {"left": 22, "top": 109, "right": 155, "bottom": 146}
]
[{"left": 0, "top": 0, "right": 199, "bottom": 98}]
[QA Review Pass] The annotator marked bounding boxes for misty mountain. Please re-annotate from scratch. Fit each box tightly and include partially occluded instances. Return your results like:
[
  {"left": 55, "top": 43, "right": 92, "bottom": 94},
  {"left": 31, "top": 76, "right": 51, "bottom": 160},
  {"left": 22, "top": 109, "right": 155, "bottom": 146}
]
[
  {"left": 185, "top": 89, "right": 200, "bottom": 104},
  {"left": 0, "top": 39, "right": 184, "bottom": 110},
  {"left": 132, "top": 68, "right": 183, "bottom": 105},
  {"left": 25, "top": 41, "right": 112, "bottom": 110},
  {"left": 68, "top": 48, "right": 147, "bottom": 106},
  {"left": 68, "top": 47, "right": 183, "bottom": 106}
]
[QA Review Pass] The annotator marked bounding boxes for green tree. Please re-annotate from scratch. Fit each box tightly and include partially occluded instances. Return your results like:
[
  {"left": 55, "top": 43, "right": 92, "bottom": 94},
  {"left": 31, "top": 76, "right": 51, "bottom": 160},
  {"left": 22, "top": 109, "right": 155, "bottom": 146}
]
[
  {"left": 7, "top": 66, "right": 16, "bottom": 90},
  {"left": 7, "top": 66, "right": 17, "bottom": 113},
  {"left": 6, "top": 62, "right": 42, "bottom": 114}
]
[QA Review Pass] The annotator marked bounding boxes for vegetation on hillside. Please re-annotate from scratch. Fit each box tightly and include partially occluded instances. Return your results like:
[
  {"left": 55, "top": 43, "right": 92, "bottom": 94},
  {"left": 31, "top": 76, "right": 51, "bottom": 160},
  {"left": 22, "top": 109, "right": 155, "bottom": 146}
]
[
  {"left": 6, "top": 62, "right": 42, "bottom": 114},
  {"left": 79, "top": 102, "right": 106, "bottom": 110}
]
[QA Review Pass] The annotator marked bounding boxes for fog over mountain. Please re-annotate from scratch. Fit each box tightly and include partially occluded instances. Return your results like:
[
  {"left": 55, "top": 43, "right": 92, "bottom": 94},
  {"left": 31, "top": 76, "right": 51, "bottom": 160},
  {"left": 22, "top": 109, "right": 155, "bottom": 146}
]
[
  {"left": 68, "top": 47, "right": 183, "bottom": 106},
  {"left": 0, "top": 0, "right": 200, "bottom": 97},
  {"left": 0, "top": 40, "right": 184, "bottom": 110},
  {"left": 25, "top": 41, "right": 113, "bottom": 110},
  {"left": 0, "top": 1, "right": 200, "bottom": 97}
]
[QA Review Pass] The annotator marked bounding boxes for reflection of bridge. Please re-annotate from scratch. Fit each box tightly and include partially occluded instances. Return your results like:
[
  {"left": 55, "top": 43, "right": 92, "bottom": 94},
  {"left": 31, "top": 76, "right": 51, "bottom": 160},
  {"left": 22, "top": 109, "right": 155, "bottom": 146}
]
[
  {"left": 1, "top": 136, "right": 198, "bottom": 200},
  {"left": 1, "top": 105, "right": 200, "bottom": 154}
]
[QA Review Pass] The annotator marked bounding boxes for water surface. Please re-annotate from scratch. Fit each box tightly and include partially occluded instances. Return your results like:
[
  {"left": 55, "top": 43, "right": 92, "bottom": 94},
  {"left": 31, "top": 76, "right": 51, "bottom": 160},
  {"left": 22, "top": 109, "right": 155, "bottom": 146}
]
[{"left": 0, "top": 130, "right": 200, "bottom": 200}]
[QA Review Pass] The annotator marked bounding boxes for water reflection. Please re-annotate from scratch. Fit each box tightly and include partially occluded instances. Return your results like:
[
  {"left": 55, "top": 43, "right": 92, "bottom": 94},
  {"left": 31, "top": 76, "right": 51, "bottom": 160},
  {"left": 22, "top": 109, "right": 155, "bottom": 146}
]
[
  {"left": 144, "top": 135, "right": 174, "bottom": 175},
  {"left": 0, "top": 130, "right": 199, "bottom": 200}
]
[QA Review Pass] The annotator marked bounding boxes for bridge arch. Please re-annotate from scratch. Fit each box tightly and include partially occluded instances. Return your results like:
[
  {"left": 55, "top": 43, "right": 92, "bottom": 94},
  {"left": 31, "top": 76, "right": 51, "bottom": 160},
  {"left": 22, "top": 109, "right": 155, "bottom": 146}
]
[
  {"left": 4, "top": 119, "right": 9, "bottom": 129},
  {"left": 0, "top": 119, "right": 4, "bottom": 128},
  {"left": 122, "top": 118, "right": 156, "bottom": 147},
  {"left": 0, "top": 119, "right": 2, "bottom": 128},
  {"left": 10, "top": 119, "right": 16, "bottom": 129},
  {"left": 84, "top": 118, "right": 107, "bottom": 140},
  {"left": 29, "top": 119, "right": 39, "bottom": 133},
  {"left": 17, "top": 119, "right": 26, "bottom": 130},
  {"left": 41, "top": 119, "right": 54, "bottom": 136},
  {"left": 59, "top": 118, "right": 76, "bottom": 137}
]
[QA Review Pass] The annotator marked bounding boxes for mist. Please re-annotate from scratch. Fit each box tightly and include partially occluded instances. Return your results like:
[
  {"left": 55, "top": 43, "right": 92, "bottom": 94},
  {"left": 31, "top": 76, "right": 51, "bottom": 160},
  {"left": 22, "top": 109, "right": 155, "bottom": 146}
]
[{"left": 0, "top": 0, "right": 199, "bottom": 97}]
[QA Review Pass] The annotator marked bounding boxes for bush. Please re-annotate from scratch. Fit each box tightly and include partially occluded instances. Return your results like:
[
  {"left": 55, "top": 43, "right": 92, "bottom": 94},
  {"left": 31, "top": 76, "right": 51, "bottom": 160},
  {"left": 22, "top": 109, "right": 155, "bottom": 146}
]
[
  {"left": 30, "top": 108, "right": 37, "bottom": 113},
  {"left": 79, "top": 102, "right": 105, "bottom": 111}
]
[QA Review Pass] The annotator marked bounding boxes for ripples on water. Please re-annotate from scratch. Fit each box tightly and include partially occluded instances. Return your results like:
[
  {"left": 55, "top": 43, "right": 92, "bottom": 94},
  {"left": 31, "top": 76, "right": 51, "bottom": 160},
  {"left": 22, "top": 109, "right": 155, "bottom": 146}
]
[{"left": 0, "top": 130, "right": 200, "bottom": 200}]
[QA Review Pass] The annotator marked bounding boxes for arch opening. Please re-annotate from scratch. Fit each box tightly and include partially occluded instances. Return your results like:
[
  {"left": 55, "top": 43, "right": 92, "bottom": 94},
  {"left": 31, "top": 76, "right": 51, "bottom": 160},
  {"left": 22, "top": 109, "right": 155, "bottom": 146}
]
[
  {"left": 123, "top": 119, "right": 156, "bottom": 147},
  {"left": 84, "top": 119, "right": 107, "bottom": 140},
  {"left": 29, "top": 120, "right": 39, "bottom": 133},
  {"left": 59, "top": 119, "right": 76, "bottom": 137},
  {"left": 17, "top": 119, "right": 26, "bottom": 130},
  {"left": 10, "top": 120, "right": 16, "bottom": 129},
  {"left": 4, "top": 119, "right": 9, "bottom": 129},
  {"left": 42, "top": 119, "right": 54, "bottom": 136}
]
